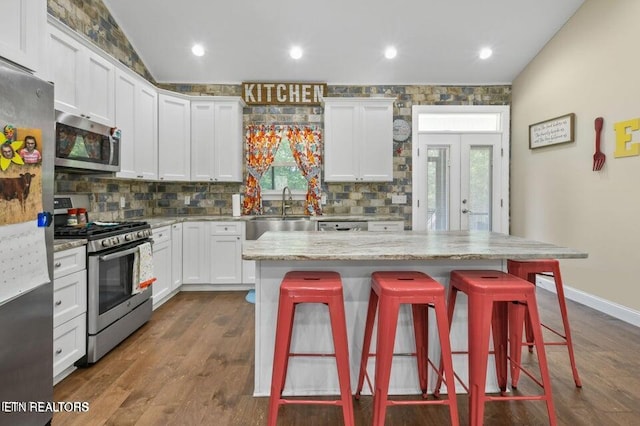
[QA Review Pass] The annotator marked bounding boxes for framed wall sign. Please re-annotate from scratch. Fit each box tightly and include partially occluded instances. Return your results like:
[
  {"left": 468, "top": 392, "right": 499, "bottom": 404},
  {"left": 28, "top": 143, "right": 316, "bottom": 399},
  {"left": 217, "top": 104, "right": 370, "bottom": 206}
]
[
  {"left": 242, "top": 82, "right": 327, "bottom": 105},
  {"left": 529, "top": 113, "right": 575, "bottom": 149}
]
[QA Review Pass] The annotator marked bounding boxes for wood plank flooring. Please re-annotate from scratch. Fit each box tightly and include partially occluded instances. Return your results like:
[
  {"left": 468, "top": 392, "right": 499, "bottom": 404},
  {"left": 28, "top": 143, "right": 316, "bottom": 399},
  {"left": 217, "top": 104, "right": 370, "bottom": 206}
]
[{"left": 53, "top": 289, "right": 640, "bottom": 425}]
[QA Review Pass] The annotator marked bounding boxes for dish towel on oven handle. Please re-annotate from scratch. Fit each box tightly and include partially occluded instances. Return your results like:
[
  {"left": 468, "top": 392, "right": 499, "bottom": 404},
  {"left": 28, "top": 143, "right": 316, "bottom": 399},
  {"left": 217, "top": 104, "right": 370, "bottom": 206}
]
[{"left": 132, "top": 242, "right": 156, "bottom": 294}]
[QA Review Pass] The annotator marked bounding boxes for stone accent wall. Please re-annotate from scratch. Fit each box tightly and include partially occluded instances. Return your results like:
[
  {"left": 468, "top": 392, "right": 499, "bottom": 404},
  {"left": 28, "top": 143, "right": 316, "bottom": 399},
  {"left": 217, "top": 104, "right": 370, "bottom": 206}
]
[
  {"left": 47, "top": 0, "right": 155, "bottom": 82},
  {"left": 49, "top": 1, "right": 512, "bottom": 228}
]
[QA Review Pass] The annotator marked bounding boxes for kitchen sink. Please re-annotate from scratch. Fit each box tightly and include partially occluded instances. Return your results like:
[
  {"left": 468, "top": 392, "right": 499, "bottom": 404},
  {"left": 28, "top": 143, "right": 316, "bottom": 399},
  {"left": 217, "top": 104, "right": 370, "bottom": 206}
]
[{"left": 245, "top": 216, "right": 317, "bottom": 240}]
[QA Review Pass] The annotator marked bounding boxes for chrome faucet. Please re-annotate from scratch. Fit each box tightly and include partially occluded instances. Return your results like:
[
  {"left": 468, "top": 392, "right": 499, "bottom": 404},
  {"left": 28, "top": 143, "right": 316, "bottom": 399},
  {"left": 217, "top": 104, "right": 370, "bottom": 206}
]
[{"left": 281, "top": 186, "right": 292, "bottom": 217}]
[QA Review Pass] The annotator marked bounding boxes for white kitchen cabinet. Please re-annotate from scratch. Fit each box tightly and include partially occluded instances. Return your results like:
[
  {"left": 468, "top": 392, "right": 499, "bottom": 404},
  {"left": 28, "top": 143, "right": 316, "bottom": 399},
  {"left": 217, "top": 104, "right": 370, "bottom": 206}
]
[
  {"left": 323, "top": 97, "right": 395, "bottom": 182},
  {"left": 158, "top": 93, "right": 191, "bottom": 181},
  {"left": 367, "top": 221, "right": 405, "bottom": 232},
  {"left": 0, "top": 0, "right": 45, "bottom": 72},
  {"left": 171, "top": 223, "right": 183, "bottom": 290},
  {"left": 182, "top": 221, "right": 210, "bottom": 285},
  {"left": 152, "top": 226, "right": 172, "bottom": 308},
  {"left": 115, "top": 68, "right": 158, "bottom": 180},
  {"left": 53, "top": 245, "right": 87, "bottom": 385},
  {"left": 47, "top": 23, "right": 115, "bottom": 127},
  {"left": 210, "top": 222, "right": 242, "bottom": 284},
  {"left": 191, "top": 97, "right": 245, "bottom": 182}
]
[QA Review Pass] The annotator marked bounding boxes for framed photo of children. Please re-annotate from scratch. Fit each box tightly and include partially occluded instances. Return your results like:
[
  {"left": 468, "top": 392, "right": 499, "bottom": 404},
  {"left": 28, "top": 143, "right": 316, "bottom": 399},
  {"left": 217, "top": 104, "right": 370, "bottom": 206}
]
[{"left": 529, "top": 113, "right": 575, "bottom": 149}]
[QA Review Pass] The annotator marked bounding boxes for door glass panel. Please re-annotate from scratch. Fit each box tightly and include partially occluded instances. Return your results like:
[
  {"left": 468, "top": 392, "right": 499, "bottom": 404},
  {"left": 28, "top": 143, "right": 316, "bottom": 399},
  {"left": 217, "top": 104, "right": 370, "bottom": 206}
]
[
  {"left": 426, "top": 147, "right": 449, "bottom": 230},
  {"left": 467, "top": 146, "right": 492, "bottom": 230}
]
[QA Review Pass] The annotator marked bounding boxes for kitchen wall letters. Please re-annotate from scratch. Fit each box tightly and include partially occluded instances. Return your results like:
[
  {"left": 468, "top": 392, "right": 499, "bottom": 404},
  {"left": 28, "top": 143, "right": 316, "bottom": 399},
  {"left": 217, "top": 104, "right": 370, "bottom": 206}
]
[
  {"left": 242, "top": 82, "right": 327, "bottom": 105},
  {"left": 613, "top": 118, "right": 640, "bottom": 158}
]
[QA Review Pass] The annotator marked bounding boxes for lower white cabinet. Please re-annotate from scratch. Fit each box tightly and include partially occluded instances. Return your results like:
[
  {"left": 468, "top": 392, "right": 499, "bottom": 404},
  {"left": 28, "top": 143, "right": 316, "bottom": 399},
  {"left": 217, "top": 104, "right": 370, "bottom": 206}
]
[
  {"left": 152, "top": 226, "right": 172, "bottom": 308},
  {"left": 53, "top": 245, "right": 87, "bottom": 385},
  {"left": 182, "top": 221, "right": 248, "bottom": 289},
  {"left": 210, "top": 222, "right": 242, "bottom": 284}
]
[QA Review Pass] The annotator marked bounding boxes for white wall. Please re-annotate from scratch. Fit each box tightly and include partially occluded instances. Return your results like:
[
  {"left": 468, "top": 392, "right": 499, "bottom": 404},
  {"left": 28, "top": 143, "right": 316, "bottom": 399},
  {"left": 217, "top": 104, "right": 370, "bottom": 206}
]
[{"left": 511, "top": 0, "right": 640, "bottom": 313}]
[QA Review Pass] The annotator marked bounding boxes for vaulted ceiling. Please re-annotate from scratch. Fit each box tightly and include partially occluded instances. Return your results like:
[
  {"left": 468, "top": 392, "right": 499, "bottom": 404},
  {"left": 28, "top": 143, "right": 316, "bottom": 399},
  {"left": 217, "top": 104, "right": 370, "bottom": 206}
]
[{"left": 102, "top": 0, "right": 585, "bottom": 85}]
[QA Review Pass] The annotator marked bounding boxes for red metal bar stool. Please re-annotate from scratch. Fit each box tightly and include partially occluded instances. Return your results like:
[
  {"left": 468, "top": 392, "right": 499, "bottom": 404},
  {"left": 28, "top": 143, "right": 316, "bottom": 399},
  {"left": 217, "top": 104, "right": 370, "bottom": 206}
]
[
  {"left": 355, "top": 271, "right": 459, "bottom": 426},
  {"left": 268, "top": 271, "right": 354, "bottom": 426},
  {"left": 507, "top": 259, "right": 582, "bottom": 388},
  {"left": 435, "top": 270, "right": 556, "bottom": 426}
]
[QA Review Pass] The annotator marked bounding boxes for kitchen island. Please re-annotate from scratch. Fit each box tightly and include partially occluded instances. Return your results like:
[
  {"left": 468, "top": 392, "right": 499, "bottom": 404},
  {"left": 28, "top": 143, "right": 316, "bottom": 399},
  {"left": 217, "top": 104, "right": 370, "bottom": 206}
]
[{"left": 242, "top": 231, "right": 587, "bottom": 397}]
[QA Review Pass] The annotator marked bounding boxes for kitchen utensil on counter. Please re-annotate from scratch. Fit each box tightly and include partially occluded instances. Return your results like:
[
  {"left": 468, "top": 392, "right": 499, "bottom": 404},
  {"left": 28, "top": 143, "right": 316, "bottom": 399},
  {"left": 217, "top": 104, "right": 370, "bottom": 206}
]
[{"left": 593, "top": 117, "right": 605, "bottom": 171}]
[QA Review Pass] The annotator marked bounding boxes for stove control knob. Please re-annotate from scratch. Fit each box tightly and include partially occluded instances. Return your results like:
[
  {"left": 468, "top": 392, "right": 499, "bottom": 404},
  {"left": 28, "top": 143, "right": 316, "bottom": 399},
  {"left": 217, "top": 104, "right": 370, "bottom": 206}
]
[
  {"left": 137, "top": 231, "right": 144, "bottom": 238},
  {"left": 124, "top": 234, "right": 132, "bottom": 241},
  {"left": 102, "top": 239, "right": 110, "bottom": 247}
]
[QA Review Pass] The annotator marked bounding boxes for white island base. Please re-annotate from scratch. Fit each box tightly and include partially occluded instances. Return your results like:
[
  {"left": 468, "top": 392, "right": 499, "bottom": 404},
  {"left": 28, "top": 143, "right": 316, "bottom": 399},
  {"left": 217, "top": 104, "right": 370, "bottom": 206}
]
[{"left": 253, "top": 259, "right": 504, "bottom": 397}]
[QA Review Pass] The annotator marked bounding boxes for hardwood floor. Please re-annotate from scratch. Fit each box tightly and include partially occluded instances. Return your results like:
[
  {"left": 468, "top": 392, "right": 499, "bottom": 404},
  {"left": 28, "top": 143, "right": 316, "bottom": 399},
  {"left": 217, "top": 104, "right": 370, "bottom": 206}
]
[{"left": 53, "top": 290, "right": 640, "bottom": 425}]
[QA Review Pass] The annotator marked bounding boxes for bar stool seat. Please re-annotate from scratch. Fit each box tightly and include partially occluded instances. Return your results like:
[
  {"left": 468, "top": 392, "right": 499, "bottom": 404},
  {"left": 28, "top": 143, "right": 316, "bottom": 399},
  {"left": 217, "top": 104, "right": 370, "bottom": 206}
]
[
  {"left": 507, "top": 259, "right": 582, "bottom": 388},
  {"left": 268, "top": 271, "right": 354, "bottom": 426},
  {"left": 435, "top": 270, "right": 557, "bottom": 426},
  {"left": 355, "top": 271, "right": 459, "bottom": 426}
]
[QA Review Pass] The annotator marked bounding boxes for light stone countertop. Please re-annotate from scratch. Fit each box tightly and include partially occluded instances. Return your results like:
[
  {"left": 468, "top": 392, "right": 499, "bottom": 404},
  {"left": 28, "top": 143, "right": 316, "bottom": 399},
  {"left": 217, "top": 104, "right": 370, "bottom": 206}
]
[
  {"left": 53, "top": 239, "right": 88, "bottom": 252},
  {"left": 242, "top": 230, "right": 588, "bottom": 261}
]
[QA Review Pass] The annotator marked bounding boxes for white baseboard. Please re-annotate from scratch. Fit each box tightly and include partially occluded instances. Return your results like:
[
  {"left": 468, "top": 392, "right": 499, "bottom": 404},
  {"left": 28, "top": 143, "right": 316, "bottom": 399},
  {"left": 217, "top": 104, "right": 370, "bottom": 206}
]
[{"left": 536, "top": 275, "right": 640, "bottom": 328}]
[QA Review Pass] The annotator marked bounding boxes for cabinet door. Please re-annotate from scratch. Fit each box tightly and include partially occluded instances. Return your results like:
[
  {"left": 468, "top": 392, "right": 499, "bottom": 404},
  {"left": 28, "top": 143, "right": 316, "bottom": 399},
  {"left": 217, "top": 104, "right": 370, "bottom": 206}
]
[
  {"left": 48, "top": 25, "right": 84, "bottom": 117},
  {"left": 83, "top": 50, "right": 115, "bottom": 126},
  {"left": 115, "top": 69, "right": 137, "bottom": 179},
  {"left": 182, "top": 222, "right": 210, "bottom": 284},
  {"left": 135, "top": 83, "right": 159, "bottom": 180},
  {"left": 0, "top": 0, "right": 44, "bottom": 72},
  {"left": 359, "top": 102, "right": 393, "bottom": 181},
  {"left": 152, "top": 240, "right": 172, "bottom": 308},
  {"left": 324, "top": 102, "right": 359, "bottom": 182},
  {"left": 213, "top": 100, "right": 243, "bottom": 181},
  {"left": 171, "top": 223, "right": 183, "bottom": 290},
  {"left": 190, "top": 101, "right": 215, "bottom": 181},
  {"left": 158, "top": 94, "right": 191, "bottom": 181},
  {"left": 210, "top": 235, "right": 242, "bottom": 284}
]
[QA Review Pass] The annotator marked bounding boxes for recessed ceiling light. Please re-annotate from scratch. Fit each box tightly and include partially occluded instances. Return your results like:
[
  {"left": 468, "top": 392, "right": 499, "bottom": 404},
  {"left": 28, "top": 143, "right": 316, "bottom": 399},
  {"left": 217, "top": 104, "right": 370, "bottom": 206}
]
[
  {"left": 191, "top": 44, "right": 205, "bottom": 57},
  {"left": 384, "top": 46, "right": 397, "bottom": 59},
  {"left": 479, "top": 47, "right": 493, "bottom": 60},
  {"left": 290, "top": 46, "right": 303, "bottom": 60}
]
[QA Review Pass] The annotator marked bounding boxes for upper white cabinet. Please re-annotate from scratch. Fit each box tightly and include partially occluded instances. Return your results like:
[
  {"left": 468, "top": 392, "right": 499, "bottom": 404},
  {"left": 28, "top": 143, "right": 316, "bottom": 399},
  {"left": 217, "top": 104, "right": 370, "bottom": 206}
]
[
  {"left": 323, "top": 97, "right": 395, "bottom": 182},
  {"left": 191, "top": 97, "right": 245, "bottom": 182},
  {"left": 158, "top": 93, "right": 191, "bottom": 181},
  {"left": 47, "top": 23, "right": 115, "bottom": 127},
  {"left": 0, "top": 0, "right": 45, "bottom": 72},
  {"left": 115, "top": 68, "right": 158, "bottom": 180}
]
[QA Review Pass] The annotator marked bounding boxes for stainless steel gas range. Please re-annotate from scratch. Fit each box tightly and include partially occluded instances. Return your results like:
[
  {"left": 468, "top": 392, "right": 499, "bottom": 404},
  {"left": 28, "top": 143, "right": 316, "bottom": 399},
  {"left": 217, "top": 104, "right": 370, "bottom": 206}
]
[{"left": 54, "top": 195, "right": 153, "bottom": 364}]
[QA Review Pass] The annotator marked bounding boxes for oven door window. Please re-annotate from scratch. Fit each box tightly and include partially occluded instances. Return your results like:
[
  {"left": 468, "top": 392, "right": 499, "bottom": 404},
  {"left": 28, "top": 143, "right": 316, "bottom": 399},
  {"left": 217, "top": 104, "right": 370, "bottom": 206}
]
[{"left": 98, "top": 250, "right": 135, "bottom": 314}]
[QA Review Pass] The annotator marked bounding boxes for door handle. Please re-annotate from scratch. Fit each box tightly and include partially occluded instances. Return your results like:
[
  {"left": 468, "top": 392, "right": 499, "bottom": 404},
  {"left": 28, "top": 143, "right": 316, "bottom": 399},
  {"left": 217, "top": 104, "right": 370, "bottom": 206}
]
[{"left": 462, "top": 209, "right": 471, "bottom": 214}]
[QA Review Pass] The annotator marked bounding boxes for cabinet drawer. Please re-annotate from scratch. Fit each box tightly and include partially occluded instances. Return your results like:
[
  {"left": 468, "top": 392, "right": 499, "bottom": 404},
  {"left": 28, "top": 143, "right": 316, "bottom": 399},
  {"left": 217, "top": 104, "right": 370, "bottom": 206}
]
[
  {"left": 53, "top": 270, "right": 87, "bottom": 328},
  {"left": 53, "top": 246, "right": 86, "bottom": 279},
  {"left": 53, "top": 313, "right": 86, "bottom": 378},
  {"left": 367, "top": 221, "right": 404, "bottom": 232},
  {"left": 153, "top": 226, "right": 171, "bottom": 245},
  {"left": 210, "top": 222, "right": 242, "bottom": 235}
]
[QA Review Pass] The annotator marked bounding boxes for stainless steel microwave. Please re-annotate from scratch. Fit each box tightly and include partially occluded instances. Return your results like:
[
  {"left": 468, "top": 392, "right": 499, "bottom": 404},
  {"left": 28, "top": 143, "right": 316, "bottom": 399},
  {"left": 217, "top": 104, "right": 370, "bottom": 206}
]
[{"left": 55, "top": 112, "right": 120, "bottom": 173}]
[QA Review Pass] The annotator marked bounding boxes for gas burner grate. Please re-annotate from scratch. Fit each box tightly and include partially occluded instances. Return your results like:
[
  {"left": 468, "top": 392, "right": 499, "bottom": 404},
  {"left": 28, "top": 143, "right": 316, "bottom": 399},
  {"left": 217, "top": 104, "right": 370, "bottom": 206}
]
[{"left": 54, "top": 221, "right": 149, "bottom": 239}]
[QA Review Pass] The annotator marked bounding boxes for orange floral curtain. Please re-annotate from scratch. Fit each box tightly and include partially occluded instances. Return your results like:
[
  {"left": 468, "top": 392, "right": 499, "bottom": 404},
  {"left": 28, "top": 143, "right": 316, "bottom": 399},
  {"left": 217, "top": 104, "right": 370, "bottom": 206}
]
[
  {"left": 242, "top": 125, "right": 284, "bottom": 214},
  {"left": 286, "top": 126, "right": 323, "bottom": 215}
]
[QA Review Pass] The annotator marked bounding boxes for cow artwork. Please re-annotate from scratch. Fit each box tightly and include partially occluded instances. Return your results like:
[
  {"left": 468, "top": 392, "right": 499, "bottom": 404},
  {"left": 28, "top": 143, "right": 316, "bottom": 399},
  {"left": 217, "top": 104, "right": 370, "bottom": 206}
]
[
  {"left": 0, "top": 125, "right": 43, "bottom": 225},
  {"left": 0, "top": 173, "right": 36, "bottom": 211}
]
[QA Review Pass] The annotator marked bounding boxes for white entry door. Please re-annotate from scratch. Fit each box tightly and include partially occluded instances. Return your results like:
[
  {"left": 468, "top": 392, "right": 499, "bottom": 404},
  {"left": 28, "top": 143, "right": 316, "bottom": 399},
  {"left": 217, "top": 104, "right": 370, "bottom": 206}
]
[{"left": 412, "top": 106, "right": 509, "bottom": 232}]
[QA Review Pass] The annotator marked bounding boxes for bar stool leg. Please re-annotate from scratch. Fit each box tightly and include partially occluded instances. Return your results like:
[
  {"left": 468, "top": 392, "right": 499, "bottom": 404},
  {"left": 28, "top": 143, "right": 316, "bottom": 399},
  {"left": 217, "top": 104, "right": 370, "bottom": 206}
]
[
  {"left": 551, "top": 264, "right": 582, "bottom": 387},
  {"left": 434, "top": 286, "right": 458, "bottom": 395},
  {"left": 491, "top": 301, "right": 509, "bottom": 394},
  {"left": 468, "top": 297, "right": 494, "bottom": 426},
  {"left": 372, "top": 296, "right": 401, "bottom": 426},
  {"left": 524, "top": 293, "right": 558, "bottom": 426},
  {"left": 328, "top": 299, "right": 355, "bottom": 426},
  {"left": 412, "top": 304, "right": 430, "bottom": 395},
  {"left": 268, "top": 297, "right": 296, "bottom": 426},
  {"left": 433, "top": 298, "right": 460, "bottom": 426},
  {"left": 356, "top": 289, "right": 379, "bottom": 397}
]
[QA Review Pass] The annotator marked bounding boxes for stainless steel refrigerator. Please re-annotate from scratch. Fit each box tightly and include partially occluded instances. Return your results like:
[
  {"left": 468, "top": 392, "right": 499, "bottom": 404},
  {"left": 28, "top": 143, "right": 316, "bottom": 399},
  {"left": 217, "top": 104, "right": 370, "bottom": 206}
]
[{"left": 0, "top": 58, "right": 55, "bottom": 426}]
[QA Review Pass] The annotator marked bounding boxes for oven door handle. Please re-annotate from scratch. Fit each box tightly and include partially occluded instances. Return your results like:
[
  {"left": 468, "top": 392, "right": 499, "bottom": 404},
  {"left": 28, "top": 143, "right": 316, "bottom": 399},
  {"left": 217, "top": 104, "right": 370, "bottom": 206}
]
[{"left": 98, "top": 245, "right": 141, "bottom": 261}]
